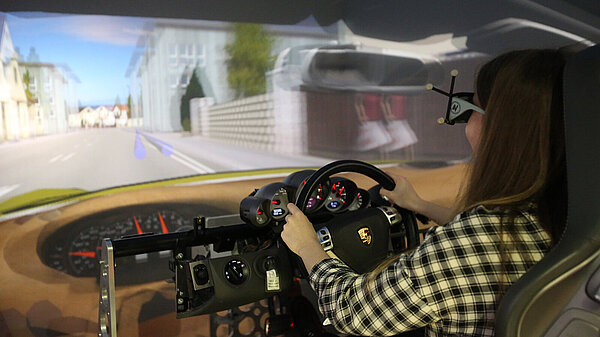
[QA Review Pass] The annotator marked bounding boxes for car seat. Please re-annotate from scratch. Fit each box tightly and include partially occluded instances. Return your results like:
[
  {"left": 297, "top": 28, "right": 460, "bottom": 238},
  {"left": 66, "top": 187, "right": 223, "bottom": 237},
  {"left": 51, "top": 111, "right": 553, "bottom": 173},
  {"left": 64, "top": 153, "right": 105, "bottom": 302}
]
[{"left": 495, "top": 44, "right": 600, "bottom": 336}]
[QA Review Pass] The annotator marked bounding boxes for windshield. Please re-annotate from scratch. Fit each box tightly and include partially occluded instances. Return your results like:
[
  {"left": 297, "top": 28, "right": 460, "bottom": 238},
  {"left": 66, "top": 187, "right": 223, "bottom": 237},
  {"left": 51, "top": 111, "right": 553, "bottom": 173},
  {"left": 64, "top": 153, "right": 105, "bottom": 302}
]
[
  {"left": 0, "top": 12, "right": 481, "bottom": 206},
  {"left": 0, "top": 5, "right": 597, "bottom": 337}
]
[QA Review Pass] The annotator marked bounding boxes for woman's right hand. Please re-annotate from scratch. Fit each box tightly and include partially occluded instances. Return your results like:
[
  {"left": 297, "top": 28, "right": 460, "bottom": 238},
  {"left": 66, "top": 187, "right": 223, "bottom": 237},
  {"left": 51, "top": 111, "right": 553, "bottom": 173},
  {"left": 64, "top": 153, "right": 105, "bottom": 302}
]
[
  {"left": 380, "top": 172, "right": 423, "bottom": 213},
  {"left": 381, "top": 172, "right": 455, "bottom": 225}
]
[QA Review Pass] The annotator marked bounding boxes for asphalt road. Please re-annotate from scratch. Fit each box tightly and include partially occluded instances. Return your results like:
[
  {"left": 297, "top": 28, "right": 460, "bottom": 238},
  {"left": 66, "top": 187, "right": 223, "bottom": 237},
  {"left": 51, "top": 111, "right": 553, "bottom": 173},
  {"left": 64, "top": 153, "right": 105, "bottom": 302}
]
[{"left": 0, "top": 128, "right": 333, "bottom": 203}]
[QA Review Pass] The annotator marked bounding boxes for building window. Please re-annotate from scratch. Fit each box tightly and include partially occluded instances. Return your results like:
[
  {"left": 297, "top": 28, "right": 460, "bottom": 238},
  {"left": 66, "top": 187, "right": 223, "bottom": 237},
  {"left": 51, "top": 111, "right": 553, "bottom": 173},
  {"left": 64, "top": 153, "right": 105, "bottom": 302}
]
[
  {"left": 13, "top": 67, "right": 18, "bottom": 83},
  {"left": 45, "top": 76, "right": 52, "bottom": 91},
  {"left": 168, "top": 44, "right": 177, "bottom": 67},
  {"left": 195, "top": 44, "right": 206, "bottom": 67},
  {"left": 30, "top": 76, "right": 37, "bottom": 92},
  {"left": 49, "top": 96, "right": 54, "bottom": 105},
  {"left": 179, "top": 44, "right": 187, "bottom": 65},
  {"left": 170, "top": 74, "right": 178, "bottom": 88}
]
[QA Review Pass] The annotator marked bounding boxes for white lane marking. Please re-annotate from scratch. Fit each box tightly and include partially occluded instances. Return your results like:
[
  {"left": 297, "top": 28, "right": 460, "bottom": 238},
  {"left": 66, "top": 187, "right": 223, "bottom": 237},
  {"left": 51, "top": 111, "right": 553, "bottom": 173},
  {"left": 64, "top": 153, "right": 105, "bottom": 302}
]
[
  {"left": 0, "top": 184, "right": 19, "bottom": 199},
  {"left": 61, "top": 152, "right": 76, "bottom": 162},
  {"left": 171, "top": 149, "right": 216, "bottom": 173},
  {"left": 49, "top": 154, "right": 63, "bottom": 163},
  {"left": 139, "top": 136, "right": 216, "bottom": 174},
  {"left": 170, "top": 155, "right": 210, "bottom": 174}
]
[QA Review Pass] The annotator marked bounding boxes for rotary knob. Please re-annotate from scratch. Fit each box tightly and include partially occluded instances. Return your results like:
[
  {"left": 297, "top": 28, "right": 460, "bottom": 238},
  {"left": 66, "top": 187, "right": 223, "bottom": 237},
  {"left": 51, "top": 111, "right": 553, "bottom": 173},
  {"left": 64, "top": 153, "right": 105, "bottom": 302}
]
[{"left": 224, "top": 259, "right": 248, "bottom": 285}]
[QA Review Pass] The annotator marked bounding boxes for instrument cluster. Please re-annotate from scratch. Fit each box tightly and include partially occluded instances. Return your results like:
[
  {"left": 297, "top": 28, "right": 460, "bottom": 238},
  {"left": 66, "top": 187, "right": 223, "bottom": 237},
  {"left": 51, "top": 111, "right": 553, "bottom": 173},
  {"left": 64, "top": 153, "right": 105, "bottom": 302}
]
[
  {"left": 39, "top": 203, "right": 225, "bottom": 279},
  {"left": 240, "top": 170, "right": 370, "bottom": 227}
]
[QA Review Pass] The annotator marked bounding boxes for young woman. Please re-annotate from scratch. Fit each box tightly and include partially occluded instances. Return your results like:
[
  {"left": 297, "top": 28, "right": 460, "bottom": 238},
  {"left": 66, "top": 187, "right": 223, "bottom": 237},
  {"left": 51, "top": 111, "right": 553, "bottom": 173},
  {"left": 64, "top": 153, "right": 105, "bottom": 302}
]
[{"left": 281, "top": 49, "right": 567, "bottom": 336}]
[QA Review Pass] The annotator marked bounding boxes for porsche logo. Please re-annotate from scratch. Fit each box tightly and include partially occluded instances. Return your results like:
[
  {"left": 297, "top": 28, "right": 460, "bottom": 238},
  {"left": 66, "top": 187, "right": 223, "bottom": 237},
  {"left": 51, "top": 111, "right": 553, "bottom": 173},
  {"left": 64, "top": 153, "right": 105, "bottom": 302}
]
[{"left": 358, "top": 227, "right": 372, "bottom": 246}]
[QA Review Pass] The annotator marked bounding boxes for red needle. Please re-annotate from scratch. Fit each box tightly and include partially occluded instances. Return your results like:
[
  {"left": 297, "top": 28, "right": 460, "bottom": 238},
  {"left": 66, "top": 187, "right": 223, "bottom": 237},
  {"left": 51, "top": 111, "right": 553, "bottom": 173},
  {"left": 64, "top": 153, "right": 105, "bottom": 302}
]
[
  {"left": 133, "top": 216, "right": 143, "bottom": 234},
  {"left": 69, "top": 251, "right": 96, "bottom": 258},
  {"left": 158, "top": 212, "right": 169, "bottom": 234}
]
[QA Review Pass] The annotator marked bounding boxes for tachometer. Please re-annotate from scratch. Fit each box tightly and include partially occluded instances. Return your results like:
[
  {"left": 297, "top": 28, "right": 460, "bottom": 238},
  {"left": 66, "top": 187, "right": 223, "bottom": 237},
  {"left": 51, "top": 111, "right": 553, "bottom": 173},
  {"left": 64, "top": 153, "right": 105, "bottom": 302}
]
[{"left": 325, "top": 178, "right": 357, "bottom": 212}]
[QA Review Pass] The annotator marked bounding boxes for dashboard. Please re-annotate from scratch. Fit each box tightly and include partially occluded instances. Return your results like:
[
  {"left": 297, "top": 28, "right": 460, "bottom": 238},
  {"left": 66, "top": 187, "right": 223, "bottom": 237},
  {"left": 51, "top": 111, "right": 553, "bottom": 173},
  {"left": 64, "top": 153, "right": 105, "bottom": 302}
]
[
  {"left": 0, "top": 164, "right": 465, "bottom": 337},
  {"left": 96, "top": 162, "right": 423, "bottom": 320}
]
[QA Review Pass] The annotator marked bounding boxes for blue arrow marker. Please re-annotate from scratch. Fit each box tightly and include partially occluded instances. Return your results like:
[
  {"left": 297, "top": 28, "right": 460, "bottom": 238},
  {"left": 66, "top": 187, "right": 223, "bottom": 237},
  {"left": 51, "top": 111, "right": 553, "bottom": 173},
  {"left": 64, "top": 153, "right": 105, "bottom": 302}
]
[{"left": 134, "top": 131, "right": 146, "bottom": 159}]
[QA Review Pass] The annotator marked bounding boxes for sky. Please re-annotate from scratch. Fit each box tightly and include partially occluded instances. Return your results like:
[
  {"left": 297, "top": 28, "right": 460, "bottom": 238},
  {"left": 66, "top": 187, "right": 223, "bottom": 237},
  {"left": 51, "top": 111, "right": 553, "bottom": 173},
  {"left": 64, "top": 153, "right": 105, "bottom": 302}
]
[{"left": 6, "top": 12, "right": 150, "bottom": 107}]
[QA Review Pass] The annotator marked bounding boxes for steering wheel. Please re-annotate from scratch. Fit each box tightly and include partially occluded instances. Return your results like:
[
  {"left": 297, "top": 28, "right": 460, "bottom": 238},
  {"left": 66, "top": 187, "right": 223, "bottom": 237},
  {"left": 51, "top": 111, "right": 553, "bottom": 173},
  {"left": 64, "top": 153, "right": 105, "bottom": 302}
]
[{"left": 293, "top": 160, "right": 421, "bottom": 274}]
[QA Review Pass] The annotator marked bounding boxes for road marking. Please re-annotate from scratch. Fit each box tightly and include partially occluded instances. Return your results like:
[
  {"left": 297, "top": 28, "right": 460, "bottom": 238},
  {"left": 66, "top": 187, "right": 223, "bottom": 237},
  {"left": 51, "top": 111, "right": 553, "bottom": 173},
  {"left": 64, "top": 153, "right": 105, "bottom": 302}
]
[
  {"left": 0, "top": 184, "right": 19, "bottom": 199},
  {"left": 61, "top": 152, "right": 76, "bottom": 162},
  {"left": 135, "top": 132, "right": 215, "bottom": 174},
  {"left": 171, "top": 149, "right": 216, "bottom": 173},
  {"left": 49, "top": 154, "right": 63, "bottom": 163},
  {"left": 170, "top": 155, "right": 211, "bottom": 174}
]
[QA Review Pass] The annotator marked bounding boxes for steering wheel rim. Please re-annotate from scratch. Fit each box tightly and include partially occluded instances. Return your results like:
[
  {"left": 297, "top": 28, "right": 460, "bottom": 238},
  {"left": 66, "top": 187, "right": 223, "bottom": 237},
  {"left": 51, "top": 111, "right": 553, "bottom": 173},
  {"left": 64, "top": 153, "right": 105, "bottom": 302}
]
[
  {"left": 294, "top": 160, "right": 395, "bottom": 211},
  {"left": 294, "top": 159, "right": 420, "bottom": 251}
]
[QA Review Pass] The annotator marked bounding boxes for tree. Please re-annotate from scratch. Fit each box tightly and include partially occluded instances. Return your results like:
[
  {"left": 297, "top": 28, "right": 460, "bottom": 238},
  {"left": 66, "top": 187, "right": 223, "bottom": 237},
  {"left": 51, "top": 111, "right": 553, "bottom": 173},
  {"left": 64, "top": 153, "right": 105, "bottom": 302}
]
[
  {"left": 127, "top": 94, "right": 133, "bottom": 118},
  {"left": 22, "top": 70, "right": 35, "bottom": 104},
  {"left": 225, "top": 23, "right": 275, "bottom": 98},
  {"left": 180, "top": 69, "right": 205, "bottom": 131}
]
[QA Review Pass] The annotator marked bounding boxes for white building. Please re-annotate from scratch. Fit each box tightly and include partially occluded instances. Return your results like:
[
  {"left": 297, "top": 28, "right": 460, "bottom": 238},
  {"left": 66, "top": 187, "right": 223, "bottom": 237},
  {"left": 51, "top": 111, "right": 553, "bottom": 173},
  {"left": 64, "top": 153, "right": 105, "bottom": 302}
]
[
  {"left": 0, "top": 14, "right": 32, "bottom": 141},
  {"left": 19, "top": 48, "right": 80, "bottom": 135},
  {"left": 126, "top": 18, "right": 338, "bottom": 132}
]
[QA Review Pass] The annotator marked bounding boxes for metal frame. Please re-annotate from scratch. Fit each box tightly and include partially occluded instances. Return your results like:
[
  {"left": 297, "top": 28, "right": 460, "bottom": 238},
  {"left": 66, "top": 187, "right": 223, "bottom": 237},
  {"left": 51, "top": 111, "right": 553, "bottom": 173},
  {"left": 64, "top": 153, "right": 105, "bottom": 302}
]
[{"left": 98, "top": 238, "right": 117, "bottom": 337}]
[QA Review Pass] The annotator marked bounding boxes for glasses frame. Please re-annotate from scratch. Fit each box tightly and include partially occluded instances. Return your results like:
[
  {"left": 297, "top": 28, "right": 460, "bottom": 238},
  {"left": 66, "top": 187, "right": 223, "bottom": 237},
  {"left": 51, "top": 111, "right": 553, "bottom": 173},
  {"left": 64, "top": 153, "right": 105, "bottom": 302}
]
[
  {"left": 446, "top": 92, "right": 485, "bottom": 125},
  {"left": 427, "top": 70, "right": 486, "bottom": 125}
]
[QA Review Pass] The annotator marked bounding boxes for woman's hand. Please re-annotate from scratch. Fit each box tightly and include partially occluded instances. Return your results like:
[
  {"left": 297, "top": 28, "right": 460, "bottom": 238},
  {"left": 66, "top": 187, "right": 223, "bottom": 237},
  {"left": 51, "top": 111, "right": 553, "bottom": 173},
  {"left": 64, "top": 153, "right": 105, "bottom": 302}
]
[
  {"left": 281, "top": 203, "right": 321, "bottom": 256},
  {"left": 281, "top": 203, "right": 329, "bottom": 272},
  {"left": 379, "top": 172, "right": 423, "bottom": 212},
  {"left": 380, "top": 172, "right": 456, "bottom": 225}
]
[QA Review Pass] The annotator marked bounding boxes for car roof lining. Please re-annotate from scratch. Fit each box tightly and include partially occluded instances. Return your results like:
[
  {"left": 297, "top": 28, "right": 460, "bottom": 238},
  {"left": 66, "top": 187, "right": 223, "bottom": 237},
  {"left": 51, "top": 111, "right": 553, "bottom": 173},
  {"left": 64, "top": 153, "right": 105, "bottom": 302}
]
[{"left": 2, "top": 0, "right": 599, "bottom": 44}]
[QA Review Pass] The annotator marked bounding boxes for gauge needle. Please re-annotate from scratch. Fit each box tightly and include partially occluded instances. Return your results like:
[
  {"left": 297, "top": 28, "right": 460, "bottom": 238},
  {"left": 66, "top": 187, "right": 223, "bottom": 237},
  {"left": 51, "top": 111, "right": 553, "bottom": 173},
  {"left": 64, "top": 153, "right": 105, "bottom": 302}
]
[
  {"left": 133, "top": 216, "right": 143, "bottom": 234},
  {"left": 158, "top": 212, "right": 169, "bottom": 234},
  {"left": 69, "top": 251, "right": 96, "bottom": 258}
]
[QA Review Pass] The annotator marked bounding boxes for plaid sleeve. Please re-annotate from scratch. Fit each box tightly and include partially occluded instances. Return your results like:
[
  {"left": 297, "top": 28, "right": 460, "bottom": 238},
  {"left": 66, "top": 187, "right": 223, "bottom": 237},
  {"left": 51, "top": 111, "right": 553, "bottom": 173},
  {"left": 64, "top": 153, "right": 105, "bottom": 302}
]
[
  {"left": 308, "top": 252, "right": 439, "bottom": 336},
  {"left": 308, "top": 207, "right": 552, "bottom": 336}
]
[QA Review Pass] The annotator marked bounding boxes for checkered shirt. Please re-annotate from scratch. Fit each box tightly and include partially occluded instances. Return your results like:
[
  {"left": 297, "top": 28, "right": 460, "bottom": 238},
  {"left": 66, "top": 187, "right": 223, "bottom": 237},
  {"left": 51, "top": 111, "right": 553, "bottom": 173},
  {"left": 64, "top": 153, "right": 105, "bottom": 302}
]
[{"left": 308, "top": 205, "right": 552, "bottom": 336}]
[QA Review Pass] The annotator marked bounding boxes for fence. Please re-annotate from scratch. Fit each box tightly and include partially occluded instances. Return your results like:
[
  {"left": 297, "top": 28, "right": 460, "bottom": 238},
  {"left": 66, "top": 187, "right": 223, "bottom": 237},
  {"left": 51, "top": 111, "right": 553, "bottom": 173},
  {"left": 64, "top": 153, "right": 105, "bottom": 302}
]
[{"left": 191, "top": 94, "right": 276, "bottom": 151}]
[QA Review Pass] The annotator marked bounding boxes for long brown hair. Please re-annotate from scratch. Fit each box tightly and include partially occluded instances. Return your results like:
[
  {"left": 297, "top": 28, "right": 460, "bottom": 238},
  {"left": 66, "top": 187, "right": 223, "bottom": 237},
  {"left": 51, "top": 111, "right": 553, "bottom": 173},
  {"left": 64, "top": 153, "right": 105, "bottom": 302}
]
[
  {"left": 460, "top": 49, "right": 567, "bottom": 243},
  {"left": 461, "top": 49, "right": 567, "bottom": 306},
  {"left": 365, "top": 50, "right": 567, "bottom": 298}
]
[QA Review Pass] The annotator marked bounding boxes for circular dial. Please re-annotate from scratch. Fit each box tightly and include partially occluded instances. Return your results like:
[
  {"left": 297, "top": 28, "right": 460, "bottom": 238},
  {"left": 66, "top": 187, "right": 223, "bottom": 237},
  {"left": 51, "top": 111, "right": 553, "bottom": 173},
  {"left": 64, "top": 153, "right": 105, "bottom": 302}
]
[
  {"left": 347, "top": 188, "right": 370, "bottom": 211},
  {"left": 255, "top": 204, "right": 270, "bottom": 226},
  {"left": 224, "top": 259, "right": 249, "bottom": 285},
  {"left": 325, "top": 179, "right": 357, "bottom": 212},
  {"left": 49, "top": 209, "right": 191, "bottom": 277},
  {"left": 68, "top": 219, "right": 134, "bottom": 276},
  {"left": 301, "top": 180, "right": 328, "bottom": 213},
  {"left": 281, "top": 170, "right": 329, "bottom": 213}
]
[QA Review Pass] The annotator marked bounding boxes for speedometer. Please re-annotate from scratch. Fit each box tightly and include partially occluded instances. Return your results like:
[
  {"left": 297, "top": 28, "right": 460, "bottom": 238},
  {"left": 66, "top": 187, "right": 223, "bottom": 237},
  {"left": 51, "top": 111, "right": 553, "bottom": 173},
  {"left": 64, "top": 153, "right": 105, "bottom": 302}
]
[
  {"left": 41, "top": 205, "right": 197, "bottom": 278},
  {"left": 68, "top": 219, "right": 134, "bottom": 276}
]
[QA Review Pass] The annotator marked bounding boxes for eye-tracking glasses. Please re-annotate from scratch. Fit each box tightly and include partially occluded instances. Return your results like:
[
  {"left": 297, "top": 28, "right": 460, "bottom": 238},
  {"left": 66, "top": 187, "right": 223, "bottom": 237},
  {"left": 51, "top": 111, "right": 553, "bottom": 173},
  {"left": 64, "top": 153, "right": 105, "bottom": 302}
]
[{"left": 427, "top": 70, "right": 485, "bottom": 125}]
